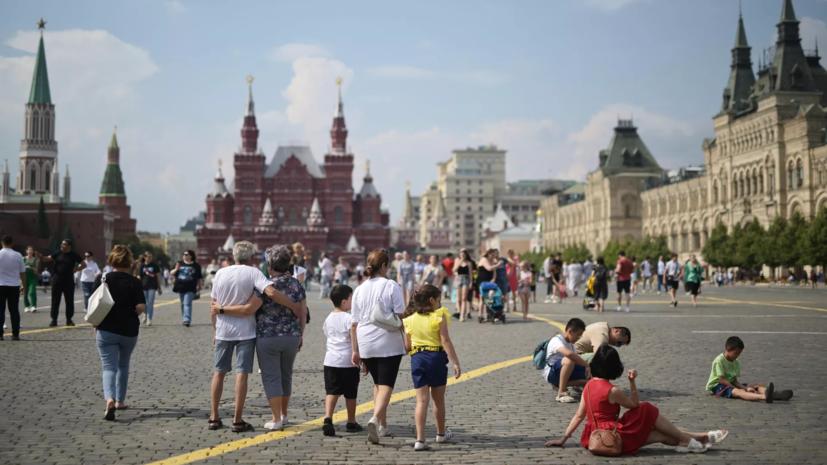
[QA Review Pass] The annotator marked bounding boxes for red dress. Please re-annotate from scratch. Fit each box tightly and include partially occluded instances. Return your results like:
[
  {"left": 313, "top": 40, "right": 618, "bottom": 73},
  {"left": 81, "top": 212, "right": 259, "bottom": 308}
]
[
  {"left": 507, "top": 263, "right": 519, "bottom": 292},
  {"left": 580, "top": 378, "right": 660, "bottom": 455}
]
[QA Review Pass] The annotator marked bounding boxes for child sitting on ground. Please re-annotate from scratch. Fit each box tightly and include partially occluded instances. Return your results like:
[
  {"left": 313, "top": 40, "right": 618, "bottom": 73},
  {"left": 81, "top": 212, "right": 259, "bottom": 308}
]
[
  {"left": 706, "top": 336, "right": 793, "bottom": 403},
  {"left": 403, "top": 284, "right": 461, "bottom": 451},
  {"left": 322, "top": 285, "right": 364, "bottom": 436},
  {"left": 542, "top": 318, "right": 591, "bottom": 403}
]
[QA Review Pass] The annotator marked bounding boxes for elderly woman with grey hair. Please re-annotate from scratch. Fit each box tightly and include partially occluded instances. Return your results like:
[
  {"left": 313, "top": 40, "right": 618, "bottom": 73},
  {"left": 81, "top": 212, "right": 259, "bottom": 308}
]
[{"left": 214, "top": 244, "right": 306, "bottom": 431}]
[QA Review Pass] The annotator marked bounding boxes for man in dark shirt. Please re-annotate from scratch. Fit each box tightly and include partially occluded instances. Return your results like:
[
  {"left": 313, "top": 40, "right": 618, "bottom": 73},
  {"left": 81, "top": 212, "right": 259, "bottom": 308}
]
[
  {"left": 37, "top": 239, "right": 85, "bottom": 326},
  {"left": 139, "top": 251, "right": 163, "bottom": 326}
]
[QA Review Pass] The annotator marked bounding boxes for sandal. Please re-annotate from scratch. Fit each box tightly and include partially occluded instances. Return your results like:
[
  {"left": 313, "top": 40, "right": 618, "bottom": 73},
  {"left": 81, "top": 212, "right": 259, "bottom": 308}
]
[
  {"left": 232, "top": 421, "right": 255, "bottom": 433},
  {"left": 115, "top": 404, "right": 129, "bottom": 411},
  {"left": 208, "top": 418, "right": 223, "bottom": 431}
]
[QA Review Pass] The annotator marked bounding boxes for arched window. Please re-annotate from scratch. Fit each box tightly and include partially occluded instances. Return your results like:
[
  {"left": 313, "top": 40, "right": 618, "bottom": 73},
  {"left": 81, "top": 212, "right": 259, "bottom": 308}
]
[
  {"left": 713, "top": 181, "right": 719, "bottom": 203},
  {"left": 301, "top": 206, "right": 308, "bottom": 220},
  {"left": 789, "top": 163, "right": 795, "bottom": 189},
  {"left": 215, "top": 211, "right": 222, "bottom": 223},
  {"left": 752, "top": 169, "right": 757, "bottom": 195},
  {"left": 32, "top": 110, "right": 40, "bottom": 140},
  {"left": 334, "top": 205, "right": 344, "bottom": 223},
  {"left": 29, "top": 165, "right": 37, "bottom": 191},
  {"left": 243, "top": 205, "right": 253, "bottom": 224},
  {"left": 366, "top": 211, "right": 373, "bottom": 223},
  {"left": 746, "top": 172, "right": 751, "bottom": 195},
  {"left": 288, "top": 206, "right": 298, "bottom": 224},
  {"left": 740, "top": 173, "right": 745, "bottom": 197},
  {"left": 733, "top": 176, "right": 738, "bottom": 198},
  {"left": 45, "top": 114, "right": 51, "bottom": 140},
  {"left": 278, "top": 206, "right": 284, "bottom": 219},
  {"left": 797, "top": 160, "right": 803, "bottom": 188},
  {"left": 43, "top": 166, "right": 51, "bottom": 191},
  {"left": 759, "top": 170, "right": 764, "bottom": 193}
]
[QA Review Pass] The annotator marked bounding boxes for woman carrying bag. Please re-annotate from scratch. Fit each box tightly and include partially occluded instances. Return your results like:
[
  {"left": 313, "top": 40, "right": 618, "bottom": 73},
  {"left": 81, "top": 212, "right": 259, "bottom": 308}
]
[
  {"left": 92, "top": 245, "right": 145, "bottom": 421},
  {"left": 350, "top": 249, "right": 406, "bottom": 444}
]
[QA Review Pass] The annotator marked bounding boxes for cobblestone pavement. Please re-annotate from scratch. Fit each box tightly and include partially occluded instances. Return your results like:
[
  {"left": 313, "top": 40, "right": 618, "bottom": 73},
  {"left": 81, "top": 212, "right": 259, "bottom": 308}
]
[{"left": 1, "top": 283, "right": 826, "bottom": 464}]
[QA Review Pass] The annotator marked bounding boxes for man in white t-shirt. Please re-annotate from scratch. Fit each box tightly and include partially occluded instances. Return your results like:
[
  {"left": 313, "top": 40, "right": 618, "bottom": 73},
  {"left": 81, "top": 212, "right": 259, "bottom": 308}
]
[
  {"left": 542, "top": 318, "right": 590, "bottom": 403},
  {"left": 318, "top": 253, "right": 334, "bottom": 299},
  {"left": 208, "top": 241, "right": 303, "bottom": 433},
  {"left": 80, "top": 251, "right": 101, "bottom": 312},
  {"left": 542, "top": 254, "right": 553, "bottom": 303},
  {"left": 656, "top": 255, "right": 666, "bottom": 294},
  {"left": 641, "top": 257, "right": 653, "bottom": 293},
  {"left": 663, "top": 253, "right": 682, "bottom": 307},
  {"left": 0, "top": 236, "right": 26, "bottom": 340}
]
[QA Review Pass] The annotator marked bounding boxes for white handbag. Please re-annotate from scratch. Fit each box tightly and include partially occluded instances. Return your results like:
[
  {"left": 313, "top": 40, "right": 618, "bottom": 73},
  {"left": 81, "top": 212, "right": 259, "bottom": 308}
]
[
  {"left": 85, "top": 274, "right": 115, "bottom": 326},
  {"left": 369, "top": 278, "right": 403, "bottom": 332}
]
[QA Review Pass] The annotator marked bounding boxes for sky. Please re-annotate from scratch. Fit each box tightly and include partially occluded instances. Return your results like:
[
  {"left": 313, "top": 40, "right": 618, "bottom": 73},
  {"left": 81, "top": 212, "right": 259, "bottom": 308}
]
[{"left": 1, "top": 0, "right": 826, "bottom": 234}]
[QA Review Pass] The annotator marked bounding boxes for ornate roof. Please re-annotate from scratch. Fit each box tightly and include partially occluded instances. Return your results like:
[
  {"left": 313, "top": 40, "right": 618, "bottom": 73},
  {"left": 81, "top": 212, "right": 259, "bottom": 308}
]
[
  {"left": 264, "top": 145, "right": 325, "bottom": 179},
  {"left": 100, "top": 162, "right": 126, "bottom": 196},
  {"left": 210, "top": 161, "right": 230, "bottom": 198},
  {"left": 720, "top": 12, "right": 756, "bottom": 115},
  {"left": 345, "top": 233, "right": 363, "bottom": 252},
  {"left": 28, "top": 31, "right": 52, "bottom": 105},
  {"left": 482, "top": 203, "right": 515, "bottom": 232},
  {"left": 307, "top": 197, "right": 325, "bottom": 227},
  {"left": 598, "top": 120, "right": 662, "bottom": 176}
]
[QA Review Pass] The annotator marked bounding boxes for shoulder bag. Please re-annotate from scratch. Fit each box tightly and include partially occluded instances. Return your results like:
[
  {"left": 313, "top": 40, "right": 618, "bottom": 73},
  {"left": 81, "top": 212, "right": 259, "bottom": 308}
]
[
  {"left": 585, "top": 382, "right": 623, "bottom": 457},
  {"left": 85, "top": 274, "right": 115, "bottom": 326},
  {"left": 370, "top": 278, "right": 402, "bottom": 332}
]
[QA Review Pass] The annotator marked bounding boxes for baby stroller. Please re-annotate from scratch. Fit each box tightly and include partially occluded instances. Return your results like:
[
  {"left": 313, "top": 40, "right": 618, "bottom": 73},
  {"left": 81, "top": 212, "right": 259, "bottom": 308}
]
[
  {"left": 582, "top": 276, "right": 596, "bottom": 310},
  {"left": 479, "top": 282, "right": 506, "bottom": 324}
]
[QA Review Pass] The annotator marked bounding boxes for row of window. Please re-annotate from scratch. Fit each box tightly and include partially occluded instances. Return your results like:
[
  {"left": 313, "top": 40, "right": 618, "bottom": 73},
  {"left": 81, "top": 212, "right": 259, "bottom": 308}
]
[
  {"left": 221, "top": 205, "right": 347, "bottom": 224},
  {"left": 236, "top": 180, "right": 352, "bottom": 192}
]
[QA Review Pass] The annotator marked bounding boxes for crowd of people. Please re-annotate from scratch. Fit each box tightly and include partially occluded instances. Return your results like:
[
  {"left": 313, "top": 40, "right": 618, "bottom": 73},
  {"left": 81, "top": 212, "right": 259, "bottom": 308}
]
[{"left": 0, "top": 235, "right": 801, "bottom": 456}]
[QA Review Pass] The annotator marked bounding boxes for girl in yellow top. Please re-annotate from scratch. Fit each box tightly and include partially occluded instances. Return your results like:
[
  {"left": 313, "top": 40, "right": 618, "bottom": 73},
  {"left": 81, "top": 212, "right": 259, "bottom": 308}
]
[{"left": 403, "top": 284, "right": 461, "bottom": 451}]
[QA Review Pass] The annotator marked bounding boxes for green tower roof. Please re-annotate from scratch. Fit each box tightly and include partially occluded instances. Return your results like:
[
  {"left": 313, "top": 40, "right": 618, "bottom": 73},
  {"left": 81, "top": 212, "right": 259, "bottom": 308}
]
[
  {"left": 28, "top": 32, "right": 52, "bottom": 105},
  {"left": 109, "top": 129, "right": 119, "bottom": 149},
  {"left": 100, "top": 164, "right": 126, "bottom": 196}
]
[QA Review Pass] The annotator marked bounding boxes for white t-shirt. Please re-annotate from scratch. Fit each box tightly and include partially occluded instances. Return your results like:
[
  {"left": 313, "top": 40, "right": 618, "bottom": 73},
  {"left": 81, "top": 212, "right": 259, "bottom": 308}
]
[
  {"left": 641, "top": 261, "right": 652, "bottom": 277},
  {"left": 657, "top": 260, "right": 665, "bottom": 275},
  {"left": 350, "top": 277, "right": 406, "bottom": 358},
  {"left": 542, "top": 258, "right": 551, "bottom": 278},
  {"left": 0, "top": 248, "right": 25, "bottom": 286},
  {"left": 665, "top": 260, "right": 680, "bottom": 278},
  {"left": 211, "top": 265, "right": 273, "bottom": 341},
  {"left": 542, "top": 334, "right": 576, "bottom": 380},
  {"left": 81, "top": 260, "right": 100, "bottom": 282},
  {"left": 323, "top": 311, "right": 355, "bottom": 368},
  {"left": 319, "top": 258, "right": 334, "bottom": 277}
]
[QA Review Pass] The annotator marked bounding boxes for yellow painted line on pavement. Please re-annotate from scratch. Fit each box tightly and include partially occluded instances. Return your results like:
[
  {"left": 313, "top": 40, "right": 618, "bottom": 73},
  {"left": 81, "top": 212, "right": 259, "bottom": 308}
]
[
  {"left": 144, "top": 316, "right": 566, "bottom": 465},
  {"left": 16, "top": 299, "right": 180, "bottom": 336},
  {"left": 704, "top": 296, "right": 827, "bottom": 313},
  {"left": 526, "top": 314, "right": 566, "bottom": 331}
]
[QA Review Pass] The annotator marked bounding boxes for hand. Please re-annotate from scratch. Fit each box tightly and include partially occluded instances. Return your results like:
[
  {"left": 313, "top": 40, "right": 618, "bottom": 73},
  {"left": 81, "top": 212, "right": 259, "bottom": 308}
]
[
  {"left": 361, "top": 361, "right": 368, "bottom": 376},
  {"left": 351, "top": 352, "right": 361, "bottom": 367},
  {"left": 210, "top": 299, "right": 221, "bottom": 315},
  {"left": 585, "top": 365, "right": 592, "bottom": 379},
  {"left": 627, "top": 369, "right": 637, "bottom": 381},
  {"left": 746, "top": 387, "right": 756, "bottom": 393},
  {"left": 298, "top": 337, "right": 303, "bottom": 352},
  {"left": 36, "top": 252, "right": 43, "bottom": 259},
  {"left": 545, "top": 437, "right": 567, "bottom": 447},
  {"left": 453, "top": 363, "right": 461, "bottom": 379},
  {"left": 212, "top": 338, "right": 216, "bottom": 347},
  {"left": 20, "top": 287, "right": 24, "bottom": 295},
  {"left": 158, "top": 288, "right": 162, "bottom": 296}
]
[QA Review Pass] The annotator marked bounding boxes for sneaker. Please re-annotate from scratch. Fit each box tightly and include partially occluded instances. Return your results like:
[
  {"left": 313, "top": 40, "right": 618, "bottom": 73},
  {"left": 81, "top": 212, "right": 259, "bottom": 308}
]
[
  {"left": 675, "top": 438, "right": 707, "bottom": 453},
  {"left": 379, "top": 425, "right": 392, "bottom": 437},
  {"left": 23, "top": 307, "right": 29, "bottom": 313},
  {"left": 49, "top": 320, "right": 57, "bottom": 327},
  {"left": 12, "top": 335, "right": 20, "bottom": 341},
  {"left": 2, "top": 323, "right": 5, "bottom": 330},
  {"left": 615, "top": 306, "right": 622, "bottom": 312},
  {"left": 263, "top": 419, "right": 284, "bottom": 430},
  {"left": 346, "top": 422, "right": 364, "bottom": 433},
  {"left": 31, "top": 307, "right": 37, "bottom": 313},
  {"left": 707, "top": 429, "right": 728, "bottom": 445},
  {"left": 280, "top": 415, "right": 289, "bottom": 426},
  {"left": 624, "top": 307, "right": 630, "bottom": 313},
  {"left": 414, "top": 440, "right": 430, "bottom": 451},
  {"left": 367, "top": 417, "right": 380, "bottom": 444},
  {"left": 657, "top": 291, "right": 661, "bottom": 295},
  {"left": 765, "top": 382, "right": 774, "bottom": 403},
  {"left": 544, "top": 298, "right": 551, "bottom": 303},
  {"left": 66, "top": 320, "right": 75, "bottom": 327},
  {"left": 773, "top": 389, "right": 793, "bottom": 401},
  {"left": 146, "top": 319, "right": 152, "bottom": 326},
  {"left": 435, "top": 429, "right": 452, "bottom": 443},
  {"left": 556, "top": 393, "right": 578, "bottom": 403},
  {"left": 141, "top": 314, "right": 147, "bottom": 323},
  {"left": 322, "top": 418, "right": 335, "bottom": 436},
  {"left": 183, "top": 322, "right": 190, "bottom": 327}
]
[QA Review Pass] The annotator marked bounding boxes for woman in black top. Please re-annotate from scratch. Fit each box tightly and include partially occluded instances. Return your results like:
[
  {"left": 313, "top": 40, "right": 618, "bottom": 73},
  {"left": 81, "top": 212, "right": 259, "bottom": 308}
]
[
  {"left": 452, "top": 249, "right": 474, "bottom": 321},
  {"left": 93, "top": 245, "right": 145, "bottom": 421},
  {"left": 170, "top": 250, "right": 203, "bottom": 327},
  {"left": 589, "top": 256, "right": 609, "bottom": 313}
]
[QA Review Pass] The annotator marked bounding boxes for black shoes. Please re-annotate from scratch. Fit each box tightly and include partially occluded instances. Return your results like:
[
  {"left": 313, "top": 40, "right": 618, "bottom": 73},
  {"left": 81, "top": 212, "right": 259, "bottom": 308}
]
[
  {"left": 183, "top": 322, "right": 190, "bottom": 327},
  {"left": 346, "top": 422, "right": 364, "bottom": 433},
  {"left": 49, "top": 320, "right": 58, "bottom": 327},
  {"left": 322, "top": 418, "right": 335, "bottom": 436},
  {"left": 765, "top": 383, "right": 775, "bottom": 403},
  {"left": 772, "top": 388, "right": 794, "bottom": 401},
  {"left": 66, "top": 320, "right": 75, "bottom": 327},
  {"left": 12, "top": 336, "right": 20, "bottom": 341}
]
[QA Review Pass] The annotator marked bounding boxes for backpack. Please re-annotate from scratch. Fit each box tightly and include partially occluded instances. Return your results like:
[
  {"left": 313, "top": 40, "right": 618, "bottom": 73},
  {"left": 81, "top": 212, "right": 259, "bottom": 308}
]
[
  {"left": 594, "top": 266, "right": 607, "bottom": 282},
  {"left": 533, "top": 338, "right": 551, "bottom": 370}
]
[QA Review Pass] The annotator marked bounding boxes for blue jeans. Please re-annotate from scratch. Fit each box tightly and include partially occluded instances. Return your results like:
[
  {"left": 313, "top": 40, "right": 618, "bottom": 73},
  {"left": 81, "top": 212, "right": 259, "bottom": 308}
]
[
  {"left": 319, "top": 275, "right": 333, "bottom": 299},
  {"left": 143, "top": 289, "right": 157, "bottom": 320},
  {"left": 96, "top": 330, "right": 138, "bottom": 402},
  {"left": 82, "top": 281, "right": 95, "bottom": 310},
  {"left": 656, "top": 274, "right": 664, "bottom": 292},
  {"left": 179, "top": 291, "right": 194, "bottom": 323}
]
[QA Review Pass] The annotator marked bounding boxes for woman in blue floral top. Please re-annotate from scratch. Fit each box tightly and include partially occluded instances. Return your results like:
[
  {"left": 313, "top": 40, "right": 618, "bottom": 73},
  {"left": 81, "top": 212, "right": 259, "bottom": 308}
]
[{"left": 220, "top": 244, "right": 306, "bottom": 431}]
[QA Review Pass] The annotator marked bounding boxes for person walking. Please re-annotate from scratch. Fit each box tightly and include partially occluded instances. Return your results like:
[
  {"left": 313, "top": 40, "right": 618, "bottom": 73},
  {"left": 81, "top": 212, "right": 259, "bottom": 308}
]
[
  {"left": 23, "top": 246, "right": 38, "bottom": 313},
  {"left": 477, "top": 249, "right": 498, "bottom": 321},
  {"left": 80, "top": 251, "right": 101, "bottom": 313},
  {"left": 420, "top": 255, "right": 445, "bottom": 290},
  {"left": 614, "top": 251, "right": 633, "bottom": 313},
  {"left": 656, "top": 255, "right": 665, "bottom": 295},
  {"left": 664, "top": 253, "right": 682, "bottom": 307},
  {"left": 37, "top": 239, "right": 85, "bottom": 327},
  {"left": 318, "top": 253, "right": 334, "bottom": 299},
  {"left": 567, "top": 260, "right": 584, "bottom": 297},
  {"left": 205, "top": 259, "right": 219, "bottom": 288},
  {"left": 138, "top": 252, "right": 163, "bottom": 326},
  {"left": 506, "top": 250, "right": 520, "bottom": 312},
  {"left": 590, "top": 257, "right": 609, "bottom": 312},
  {"left": 641, "top": 257, "right": 653, "bottom": 293},
  {"left": 442, "top": 253, "right": 455, "bottom": 300},
  {"left": 684, "top": 254, "right": 703, "bottom": 308},
  {"left": 453, "top": 249, "right": 474, "bottom": 322},
  {"left": 542, "top": 254, "right": 553, "bottom": 303},
  {"left": 350, "top": 249, "right": 406, "bottom": 444},
  {"left": 170, "top": 250, "right": 203, "bottom": 327},
  {"left": 0, "top": 236, "right": 25, "bottom": 340},
  {"left": 414, "top": 254, "right": 426, "bottom": 290},
  {"left": 518, "top": 260, "right": 533, "bottom": 320},
  {"left": 396, "top": 251, "right": 416, "bottom": 305},
  {"left": 94, "top": 245, "right": 145, "bottom": 421},
  {"left": 336, "top": 257, "right": 350, "bottom": 286}
]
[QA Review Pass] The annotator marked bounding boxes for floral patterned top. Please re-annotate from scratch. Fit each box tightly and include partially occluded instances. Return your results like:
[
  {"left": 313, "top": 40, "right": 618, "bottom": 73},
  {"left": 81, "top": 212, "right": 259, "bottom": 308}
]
[{"left": 254, "top": 273, "right": 305, "bottom": 338}]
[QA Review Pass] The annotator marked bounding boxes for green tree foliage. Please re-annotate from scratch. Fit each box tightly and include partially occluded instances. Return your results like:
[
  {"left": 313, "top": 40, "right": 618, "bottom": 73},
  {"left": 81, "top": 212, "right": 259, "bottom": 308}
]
[
  {"left": 113, "top": 234, "right": 172, "bottom": 269},
  {"left": 62, "top": 223, "right": 75, "bottom": 248},
  {"left": 702, "top": 221, "right": 729, "bottom": 268},
  {"left": 599, "top": 239, "right": 623, "bottom": 269},
  {"left": 562, "top": 243, "right": 591, "bottom": 263},
  {"left": 805, "top": 206, "right": 827, "bottom": 272},
  {"left": 736, "top": 219, "right": 765, "bottom": 271},
  {"left": 778, "top": 211, "right": 807, "bottom": 268},
  {"left": 48, "top": 227, "right": 60, "bottom": 253},
  {"left": 36, "top": 196, "right": 49, "bottom": 238},
  {"left": 761, "top": 216, "right": 787, "bottom": 278}
]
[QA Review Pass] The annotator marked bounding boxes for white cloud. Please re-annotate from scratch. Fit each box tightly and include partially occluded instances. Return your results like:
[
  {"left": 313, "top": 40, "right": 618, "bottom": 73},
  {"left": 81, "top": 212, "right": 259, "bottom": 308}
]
[
  {"left": 270, "top": 43, "right": 331, "bottom": 62},
  {"left": 163, "top": 0, "right": 188, "bottom": 14},
  {"left": 282, "top": 57, "right": 354, "bottom": 139},
  {"left": 582, "top": 0, "right": 658, "bottom": 12}
]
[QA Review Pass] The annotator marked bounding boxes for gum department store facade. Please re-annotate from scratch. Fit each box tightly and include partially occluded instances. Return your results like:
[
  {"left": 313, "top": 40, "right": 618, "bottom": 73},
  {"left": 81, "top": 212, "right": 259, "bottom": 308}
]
[{"left": 541, "top": 0, "right": 827, "bottom": 260}]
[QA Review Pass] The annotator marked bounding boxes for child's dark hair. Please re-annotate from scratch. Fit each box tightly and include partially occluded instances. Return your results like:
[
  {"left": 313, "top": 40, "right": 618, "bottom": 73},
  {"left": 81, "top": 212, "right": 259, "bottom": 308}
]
[
  {"left": 725, "top": 336, "right": 745, "bottom": 350},
  {"left": 403, "top": 284, "right": 441, "bottom": 318},
  {"left": 596, "top": 256, "right": 605, "bottom": 265},
  {"left": 566, "top": 318, "right": 586, "bottom": 332},
  {"left": 330, "top": 284, "right": 353, "bottom": 308},
  {"left": 589, "top": 343, "right": 625, "bottom": 380}
]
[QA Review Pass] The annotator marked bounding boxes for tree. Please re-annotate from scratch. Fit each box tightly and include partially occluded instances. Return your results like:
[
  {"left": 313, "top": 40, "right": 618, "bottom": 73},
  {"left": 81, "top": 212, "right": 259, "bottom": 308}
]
[
  {"left": 599, "top": 239, "right": 623, "bottom": 269},
  {"left": 702, "top": 221, "right": 729, "bottom": 269},
  {"left": 113, "top": 234, "right": 172, "bottom": 269},
  {"left": 805, "top": 205, "right": 827, "bottom": 276},
  {"left": 736, "top": 219, "right": 765, "bottom": 275},
  {"left": 562, "top": 243, "right": 591, "bottom": 263},
  {"left": 48, "top": 227, "right": 60, "bottom": 253},
  {"left": 36, "top": 196, "right": 49, "bottom": 238},
  {"left": 778, "top": 211, "right": 807, "bottom": 269},
  {"left": 761, "top": 216, "right": 787, "bottom": 280},
  {"left": 62, "top": 223, "right": 75, "bottom": 248}
]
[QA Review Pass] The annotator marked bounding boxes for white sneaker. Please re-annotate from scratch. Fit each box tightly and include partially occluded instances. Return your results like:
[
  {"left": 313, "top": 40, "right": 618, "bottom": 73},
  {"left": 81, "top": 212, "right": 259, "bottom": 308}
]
[
  {"left": 379, "top": 425, "right": 392, "bottom": 437},
  {"left": 675, "top": 438, "right": 707, "bottom": 453},
  {"left": 31, "top": 307, "right": 37, "bottom": 312},
  {"left": 280, "top": 415, "right": 288, "bottom": 426},
  {"left": 556, "top": 394, "right": 578, "bottom": 403},
  {"left": 544, "top": 298, "right": 551, "bottom": 303},
  {"left": 414, "top": 440, "right": 430, "bottom": 451},
  {"left": 708, "top": 429, "right": 728, "bottom": 445},
  {"left": 2, "top": 323, "right": 6, "bottom": 330},
  {"left": 146, "top": 319, "right": 152, "bottom": 326},
  {"left": 367, "top": 417, "right": 380, "bottom": 444},
  {"left": 263, "top": 420, "right": 284, "bottom": 430},
  {"left": 435, "top": 429, "right": 452, "bottom": 443},
  {"left": 141, "top": 314, "right": 147, "bottom": 323},
  {"left": 624, "top": 307, "right": 630, "bottom": 313},
  {"left": 615, "top": 306, "right": 622, "bottom": 312},
  {"left": 657, "top": 291, "right": 661, "bottom": 295}
]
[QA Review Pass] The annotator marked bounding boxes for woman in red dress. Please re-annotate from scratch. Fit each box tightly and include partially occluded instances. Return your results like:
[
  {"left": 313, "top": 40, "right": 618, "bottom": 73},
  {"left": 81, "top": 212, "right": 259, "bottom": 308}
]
[{"left": 545, "top": 344, "right": 728, "bottom": 454}]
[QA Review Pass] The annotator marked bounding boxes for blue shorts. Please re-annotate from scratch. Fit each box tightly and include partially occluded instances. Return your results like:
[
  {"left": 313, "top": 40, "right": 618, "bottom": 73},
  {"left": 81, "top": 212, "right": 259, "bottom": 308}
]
[
  {"left": 546, "top": 358, "right": 588, "bottom": 386},
  {"left": 711, "top": 381, "right": 748, "bottom": 398},
  {"left": 411, "top": 350, "right": 448, "bottom": 389},
  {"left": 214, "top": 338, "right": 256, "bottom": 373}
]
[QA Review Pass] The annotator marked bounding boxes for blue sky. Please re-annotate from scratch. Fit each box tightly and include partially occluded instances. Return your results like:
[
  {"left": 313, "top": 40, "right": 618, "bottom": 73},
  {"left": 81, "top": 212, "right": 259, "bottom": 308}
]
[{"left": 1, "top": 0, "right": 826, "bottom": 233}]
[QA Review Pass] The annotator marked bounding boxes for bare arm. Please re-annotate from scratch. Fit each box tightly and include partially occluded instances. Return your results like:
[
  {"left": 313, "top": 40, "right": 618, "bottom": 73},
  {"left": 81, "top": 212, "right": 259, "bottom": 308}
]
[
  {"left": 557, "top": 345, "right": 591, "bottom": 371},
  {"left": 135, "top": 303, "right": 146, "bottom": 316},
  {"left": 608, "top": 370, "right": 639, "bottom": 409},
  {"left": 438, "top": 316, "right": 461, "bottom": 379},
  {"left": 546, "top": 394, "right": 587, "bottom": 447},
  {"left": 350, "top": 323, "right": 360, "bottom": 367},
  {"left": 73, "top": 261, "right": 86, "bottom": 274},
  {"left": 20, "top": 272, "right": 26, "bottom": 296},
  {"left": 210, "top": 294, "right": 264, "bottom": 316},
  {"left": 479, "top": 259, "right": 498, "bottom": 272},
  {"left": 404, "top": 331, "right": 412, "bottom": 353}
]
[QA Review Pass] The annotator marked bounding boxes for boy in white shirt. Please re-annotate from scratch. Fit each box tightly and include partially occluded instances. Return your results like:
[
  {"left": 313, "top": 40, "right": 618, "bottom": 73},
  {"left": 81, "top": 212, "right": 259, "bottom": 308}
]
[
  {"left": 542, "top": 318, "right": 591, "bottom": 403},
  {"left": 322, "top": 285, "right": 364, "bottom": 436}
]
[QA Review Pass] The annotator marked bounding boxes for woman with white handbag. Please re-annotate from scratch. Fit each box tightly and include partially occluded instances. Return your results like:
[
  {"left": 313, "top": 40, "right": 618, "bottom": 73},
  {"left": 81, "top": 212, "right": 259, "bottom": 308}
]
[
  {"left": 349, "top": 249, "right": 406, "bottom": 444},
  {"left": 90, "top": 245, "right": 145, "bottom": 421}
]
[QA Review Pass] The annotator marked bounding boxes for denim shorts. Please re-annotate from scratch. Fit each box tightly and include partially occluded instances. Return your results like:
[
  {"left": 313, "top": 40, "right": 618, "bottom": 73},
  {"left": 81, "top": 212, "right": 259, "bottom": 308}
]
[
  {"left": 411, "top": 350, "right": 448, "bottom": 389},
  {"left": 711, "top": 381, "right": 748, "bottom": 398},
  {"left": 214, "top": 338, "right": 256, "bottom": 373},
  {"left": 546, "top": 358, "right": 588, "bottom": 386}
]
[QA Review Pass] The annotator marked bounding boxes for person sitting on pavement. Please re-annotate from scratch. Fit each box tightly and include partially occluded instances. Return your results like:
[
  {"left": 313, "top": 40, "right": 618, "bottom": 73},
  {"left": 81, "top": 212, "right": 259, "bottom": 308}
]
[
  {"left": 707, "top": 336, "right": 792, "bottom": 403},
  {"left": 574, "top": 322, "right": 631, "bottom": 364},
  {"left": 546, "top": 344, "right": 726, "bottom": 454},
  {"left": 542, "top": 318, "right": 591, "bottom": 404}
]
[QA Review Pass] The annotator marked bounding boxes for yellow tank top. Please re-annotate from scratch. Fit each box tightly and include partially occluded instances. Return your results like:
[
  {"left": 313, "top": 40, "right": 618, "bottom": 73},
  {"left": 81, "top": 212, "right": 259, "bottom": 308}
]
[{"left": 403, "top": 307, "right": 450, "bottom": 348}]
